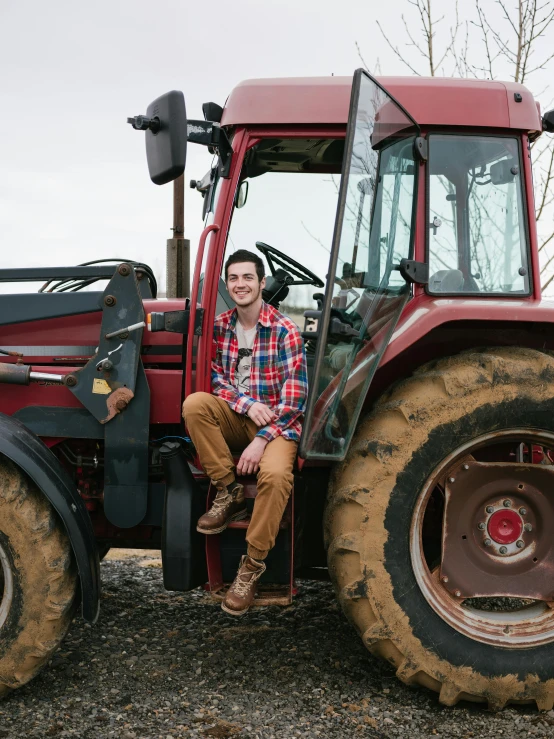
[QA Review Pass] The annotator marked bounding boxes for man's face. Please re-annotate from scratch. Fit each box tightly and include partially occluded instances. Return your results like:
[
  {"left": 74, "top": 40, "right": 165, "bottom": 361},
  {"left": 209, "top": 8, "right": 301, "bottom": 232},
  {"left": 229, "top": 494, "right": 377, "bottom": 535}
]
[{"left": 226, "top": 262, "right": 266, "bottom": 308}]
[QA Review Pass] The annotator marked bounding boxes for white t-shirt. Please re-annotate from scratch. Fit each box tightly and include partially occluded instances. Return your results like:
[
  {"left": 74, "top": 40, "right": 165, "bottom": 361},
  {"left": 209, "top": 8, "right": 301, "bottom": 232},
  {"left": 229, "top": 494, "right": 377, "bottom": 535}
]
[{"left": 234, "top": 322, "right": 257, "bottom": 394}]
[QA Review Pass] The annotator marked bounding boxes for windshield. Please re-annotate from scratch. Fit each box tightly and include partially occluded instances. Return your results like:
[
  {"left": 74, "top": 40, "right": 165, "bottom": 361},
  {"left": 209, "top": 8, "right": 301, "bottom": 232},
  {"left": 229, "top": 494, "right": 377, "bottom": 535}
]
[
  {"left": 428, "top": 135, "right": 529, "bottom": 294},
  {"left": 221, "top": 137, "right": 344, "bottom": 324}
]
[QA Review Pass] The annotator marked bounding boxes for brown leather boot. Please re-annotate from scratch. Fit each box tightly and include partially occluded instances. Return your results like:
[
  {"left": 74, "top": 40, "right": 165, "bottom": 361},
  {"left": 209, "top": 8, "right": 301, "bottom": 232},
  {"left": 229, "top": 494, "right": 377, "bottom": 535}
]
[
  {"left": 196, "top": 481, "right": 247, "bottom": 535},
  {"left": 221, "top": 555, "right": 266, "bottom": 616}
]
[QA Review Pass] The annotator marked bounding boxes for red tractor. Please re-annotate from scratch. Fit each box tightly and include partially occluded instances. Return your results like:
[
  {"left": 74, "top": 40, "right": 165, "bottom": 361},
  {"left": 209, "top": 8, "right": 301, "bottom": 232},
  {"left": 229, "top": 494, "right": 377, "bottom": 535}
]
[{"left": 1, "top": 70, "right": 554, "bottom": 708}]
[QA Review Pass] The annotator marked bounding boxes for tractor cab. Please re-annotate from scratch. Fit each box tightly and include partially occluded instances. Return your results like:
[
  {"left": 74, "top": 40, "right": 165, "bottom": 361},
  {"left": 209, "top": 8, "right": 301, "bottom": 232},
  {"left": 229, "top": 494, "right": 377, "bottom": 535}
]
[{"left": 131, "top": 71, "right": 545, "bottom": 462}]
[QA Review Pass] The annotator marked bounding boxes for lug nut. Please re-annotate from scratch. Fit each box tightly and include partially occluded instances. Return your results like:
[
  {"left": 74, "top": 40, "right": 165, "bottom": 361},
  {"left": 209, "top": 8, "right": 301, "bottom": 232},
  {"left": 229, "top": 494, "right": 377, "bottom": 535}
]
[
  {"left": 441, "top": 576, "right": 449, "bottom": 583},
  {"left": 486, "top": 506, "right": 494, "bottom": 514},
  {"left": 519, "top": 507, "right": 527, "bottom": 515},
  {"left": 503, "top": 499, "right": 512, "bottom": 508},
  {"left": 477, "top": 522, "right": 486, "bottom": 530},
  {"left": 499, "top": 546, "right": 508, "bottom": 554},
  {"left": 463, "top": 464, "right": 469, "bottom": 470},
  {"left": 454, "top": 590, "right": 462, "bottom": 597},
  {"left": 483, "top": 538, "right": 492, "bottom": 547},
  {"left": 448, "top": 477, "right": 455, "bottom": 483},
  {"left": 516, "top": 540, "right": 524, "bottom": 549},
  {"left": 524, "top": 523, "right": 533, "bottom": 532}
]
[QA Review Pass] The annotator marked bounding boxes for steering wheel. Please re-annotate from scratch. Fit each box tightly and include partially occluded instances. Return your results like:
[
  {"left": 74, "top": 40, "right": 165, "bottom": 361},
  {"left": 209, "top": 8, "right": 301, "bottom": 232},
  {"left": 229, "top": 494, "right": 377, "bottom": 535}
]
[{"left": 255, "top": 241, "right": 324, "bottom": 288}]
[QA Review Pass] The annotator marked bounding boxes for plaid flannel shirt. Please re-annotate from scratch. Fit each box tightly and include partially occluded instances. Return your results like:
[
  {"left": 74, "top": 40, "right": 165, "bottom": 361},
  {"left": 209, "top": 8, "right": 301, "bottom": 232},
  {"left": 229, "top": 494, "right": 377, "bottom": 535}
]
[{"left": 211, "top": 301, "right": 308, "bottom": 442}]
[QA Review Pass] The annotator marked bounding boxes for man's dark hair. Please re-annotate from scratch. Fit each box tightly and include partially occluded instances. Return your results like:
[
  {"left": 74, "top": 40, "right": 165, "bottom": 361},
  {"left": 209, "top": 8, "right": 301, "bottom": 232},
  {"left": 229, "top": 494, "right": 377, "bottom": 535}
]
[{"left": 224, "top": 249, "right": 265, "bottom": 282}]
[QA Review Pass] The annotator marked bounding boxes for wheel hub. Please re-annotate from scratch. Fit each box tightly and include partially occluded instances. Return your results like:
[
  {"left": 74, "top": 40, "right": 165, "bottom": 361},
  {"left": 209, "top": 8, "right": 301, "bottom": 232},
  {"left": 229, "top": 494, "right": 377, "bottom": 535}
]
[
  {"left": 440, "top": 460, "right": 554, "bottom": 600},
  {"left": 487, "top": 508, "right": 523, "bottom": 544}
]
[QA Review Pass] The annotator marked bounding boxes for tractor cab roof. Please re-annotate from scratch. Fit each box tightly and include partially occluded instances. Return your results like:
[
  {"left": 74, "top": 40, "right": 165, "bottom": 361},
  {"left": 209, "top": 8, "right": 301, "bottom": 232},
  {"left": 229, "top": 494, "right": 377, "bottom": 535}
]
[{"left": 221, "top": 75, "right": 542, "bottom": 134}]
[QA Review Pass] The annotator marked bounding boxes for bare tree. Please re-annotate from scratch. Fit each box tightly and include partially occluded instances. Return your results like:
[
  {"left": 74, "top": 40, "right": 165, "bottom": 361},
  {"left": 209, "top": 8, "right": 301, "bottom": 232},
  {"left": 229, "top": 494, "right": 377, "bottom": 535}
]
[{"left": 362, "top": 0, "right": 554, "bottom": 289}]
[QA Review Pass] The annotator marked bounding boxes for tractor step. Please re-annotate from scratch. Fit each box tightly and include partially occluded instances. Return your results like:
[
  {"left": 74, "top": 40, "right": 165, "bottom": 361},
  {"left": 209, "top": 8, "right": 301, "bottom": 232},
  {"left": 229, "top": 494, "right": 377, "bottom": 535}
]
[{"left": 204, "top": 475, "right": 294, "bottom": 603}]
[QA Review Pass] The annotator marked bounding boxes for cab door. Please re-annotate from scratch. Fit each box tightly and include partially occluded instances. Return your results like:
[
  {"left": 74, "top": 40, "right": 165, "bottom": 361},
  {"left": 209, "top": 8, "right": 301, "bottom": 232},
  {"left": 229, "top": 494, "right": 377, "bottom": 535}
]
[{"left": 299, "top": 69, "right": 420, "bottom": 461}]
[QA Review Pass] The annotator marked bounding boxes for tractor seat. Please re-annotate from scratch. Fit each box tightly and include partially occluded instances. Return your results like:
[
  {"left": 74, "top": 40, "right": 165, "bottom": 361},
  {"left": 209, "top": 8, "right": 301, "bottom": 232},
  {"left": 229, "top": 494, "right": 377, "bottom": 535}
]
[{"left": 428, "top": 269, "right": 464, "bottom": 292}]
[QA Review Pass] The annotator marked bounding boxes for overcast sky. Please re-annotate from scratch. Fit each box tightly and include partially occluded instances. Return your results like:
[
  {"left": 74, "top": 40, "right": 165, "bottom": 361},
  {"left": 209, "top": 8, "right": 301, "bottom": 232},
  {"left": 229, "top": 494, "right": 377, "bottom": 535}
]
[{"left": 0, "top": 0, "right": 551, "bottom": 295}]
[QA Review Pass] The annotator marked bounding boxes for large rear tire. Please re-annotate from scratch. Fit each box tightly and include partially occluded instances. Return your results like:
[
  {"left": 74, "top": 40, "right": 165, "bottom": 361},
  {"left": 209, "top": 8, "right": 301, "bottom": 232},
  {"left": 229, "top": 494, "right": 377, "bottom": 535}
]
[
  {"left": 0, "top": 456, "right": 78, "bottom": 697},
  {"left": 326, "top": 348, "right": 554, "bottom": 709}
]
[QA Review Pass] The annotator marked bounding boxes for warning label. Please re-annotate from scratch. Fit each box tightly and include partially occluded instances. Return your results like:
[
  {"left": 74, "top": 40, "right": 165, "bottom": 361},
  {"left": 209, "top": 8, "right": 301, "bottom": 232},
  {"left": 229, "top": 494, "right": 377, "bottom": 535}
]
[{"left": 92, "top": 378, "right": 112, "bottom": 395}]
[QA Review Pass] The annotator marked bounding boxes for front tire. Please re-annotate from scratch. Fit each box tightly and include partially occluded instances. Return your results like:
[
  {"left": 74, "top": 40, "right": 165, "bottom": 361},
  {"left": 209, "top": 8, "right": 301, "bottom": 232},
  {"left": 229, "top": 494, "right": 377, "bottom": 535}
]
[
  {"left": 326, "top": 348, "right": 554, "bottom": 709},
  {"left": 0, "top": 457, "right": 77, "bottom": 697}
]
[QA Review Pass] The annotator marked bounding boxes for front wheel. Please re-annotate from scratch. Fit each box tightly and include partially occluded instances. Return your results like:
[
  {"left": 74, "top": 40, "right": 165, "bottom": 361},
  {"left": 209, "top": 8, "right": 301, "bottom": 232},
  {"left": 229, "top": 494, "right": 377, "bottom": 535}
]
[
  {"left": 326, "top": 348, "right": 554, "bottom": 709},
  {"left": 0, "top": 457, "right": 78, "bottom": 697}
]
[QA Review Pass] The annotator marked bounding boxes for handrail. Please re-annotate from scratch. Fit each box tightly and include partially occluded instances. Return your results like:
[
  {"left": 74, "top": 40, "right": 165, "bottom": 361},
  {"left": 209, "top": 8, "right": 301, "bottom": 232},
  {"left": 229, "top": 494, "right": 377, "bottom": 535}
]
[{"left": 185, "top": 223, "right": 220, "bottom": 397}]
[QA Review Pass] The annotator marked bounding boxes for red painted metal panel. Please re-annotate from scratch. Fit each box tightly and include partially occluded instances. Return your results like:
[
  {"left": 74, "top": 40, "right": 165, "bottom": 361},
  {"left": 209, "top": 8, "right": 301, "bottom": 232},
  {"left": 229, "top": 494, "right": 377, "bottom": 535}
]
[
  {"left": 0, "top": 367, "right": 182, "bottom": 424},
  {"left": 185, "top": 224, "right": 220, "bottom": 397},
  {"left": 0, "top": 298, "right": 186, "bottom": 365},
  {"left": 146, "top": 369, "right": 183, "bottom": 423},
  {"left": 221, "top": 77, "right": 542, "bottom": 133},
  {"left": 381, "top": 294, "right": 554, "bottom": 368}
]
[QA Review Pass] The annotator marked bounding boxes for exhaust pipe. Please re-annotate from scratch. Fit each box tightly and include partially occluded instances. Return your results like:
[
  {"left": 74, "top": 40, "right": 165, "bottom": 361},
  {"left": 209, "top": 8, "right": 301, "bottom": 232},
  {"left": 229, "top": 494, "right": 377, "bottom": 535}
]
[{"left": 159, "top": 441, "right": 207, "bottom": 591}]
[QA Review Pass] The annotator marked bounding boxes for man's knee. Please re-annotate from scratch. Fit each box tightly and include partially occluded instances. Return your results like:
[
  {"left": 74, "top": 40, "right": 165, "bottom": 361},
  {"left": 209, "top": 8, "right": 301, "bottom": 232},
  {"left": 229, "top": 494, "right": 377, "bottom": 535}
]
[
  {"left": 258, "top": 457, "right": 294, "bottom": 490},
  {"left": 182, "top": 391, "right": 215, "bottom": 419},
  {"left": 258, "top": 440, "right": 296, "bottom": 489}
]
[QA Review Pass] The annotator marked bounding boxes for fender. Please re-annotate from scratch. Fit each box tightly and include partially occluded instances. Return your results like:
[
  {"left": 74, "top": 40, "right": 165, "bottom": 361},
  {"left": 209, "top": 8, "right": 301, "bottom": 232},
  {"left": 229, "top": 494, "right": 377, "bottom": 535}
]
[{"left": 0, "top": 413, "right": 100, "bottom": 623}]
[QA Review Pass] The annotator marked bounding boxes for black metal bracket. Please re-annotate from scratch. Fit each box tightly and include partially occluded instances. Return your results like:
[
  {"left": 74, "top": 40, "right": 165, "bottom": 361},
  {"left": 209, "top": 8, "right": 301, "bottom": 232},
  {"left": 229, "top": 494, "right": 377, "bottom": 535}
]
[
  {"left": 301, "top": 311, "right": 358, "bottom": 341},
  {"left": 149, "top": 308, "right": 203, "bottom": 335},
  {"left": 66, "top": 264, "right": 145, "bottom": 423},
  {"left": 13, "top": 406, "right": 104, "bottom": 438},
  {"left": 103, "top": 361, "right": 150, "bottom": 528},
  {"left": 57, "top": 263, "right": 151, "bottom": 529},
  {"left": 0, "top": 265, "right": 118, "bottom": 283},
  {"left": 186, "top": 120, "right": 232, "bottom": 177},
  {"left": 396, "top": 259, "right": 429, "bottom": 284}
]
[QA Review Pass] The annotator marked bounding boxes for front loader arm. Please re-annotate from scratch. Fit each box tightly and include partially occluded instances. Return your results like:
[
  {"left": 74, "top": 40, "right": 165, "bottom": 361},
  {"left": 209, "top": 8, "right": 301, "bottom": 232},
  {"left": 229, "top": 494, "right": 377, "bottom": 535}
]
[{"left": 0, "top": 263, "right": 151, "bottom": 529}]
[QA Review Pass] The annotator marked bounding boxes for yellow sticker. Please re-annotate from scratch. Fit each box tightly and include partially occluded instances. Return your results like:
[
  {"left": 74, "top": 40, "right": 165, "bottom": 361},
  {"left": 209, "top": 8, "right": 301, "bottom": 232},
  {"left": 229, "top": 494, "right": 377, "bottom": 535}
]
[{"left": 92, "top": 379, "right": 111, "bottom": 395}]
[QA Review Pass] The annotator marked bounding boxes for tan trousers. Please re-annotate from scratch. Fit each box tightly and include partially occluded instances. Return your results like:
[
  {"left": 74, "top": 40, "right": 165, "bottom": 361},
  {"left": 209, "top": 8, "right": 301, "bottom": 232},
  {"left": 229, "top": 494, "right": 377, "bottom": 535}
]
[{"left": 182, "top": 392, "right": 297, "bottom": 560}]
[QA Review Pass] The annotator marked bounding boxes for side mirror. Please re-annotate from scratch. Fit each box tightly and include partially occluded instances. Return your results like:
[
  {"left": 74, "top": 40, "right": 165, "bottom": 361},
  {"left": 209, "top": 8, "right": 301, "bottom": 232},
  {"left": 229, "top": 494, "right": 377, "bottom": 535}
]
[
  {"left": 544, "top": 109, "right": 554, "bottom": 133},
  {"left": 128, "top": 91, "right": 187, "bottom": 186},
  {"left": 235, "top": 181, "right": 249, "bottom": 209}
]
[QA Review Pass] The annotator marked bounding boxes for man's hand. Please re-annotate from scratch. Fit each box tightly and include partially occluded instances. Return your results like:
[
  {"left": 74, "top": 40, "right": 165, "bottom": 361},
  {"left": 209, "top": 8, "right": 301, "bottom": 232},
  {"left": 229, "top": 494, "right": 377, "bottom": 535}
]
[
  {"left": 247, "top": 401, "right": 276, "bottom": 427},
  {"left": 236, "top": 437, "right": 268, "bottom": 476}
]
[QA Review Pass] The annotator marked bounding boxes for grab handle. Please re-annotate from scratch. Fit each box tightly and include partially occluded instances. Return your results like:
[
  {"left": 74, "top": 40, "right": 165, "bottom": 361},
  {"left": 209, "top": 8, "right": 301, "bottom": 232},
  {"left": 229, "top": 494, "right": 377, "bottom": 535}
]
[{"left": 185, "top": 223, "right": 220, "bottom": 397}]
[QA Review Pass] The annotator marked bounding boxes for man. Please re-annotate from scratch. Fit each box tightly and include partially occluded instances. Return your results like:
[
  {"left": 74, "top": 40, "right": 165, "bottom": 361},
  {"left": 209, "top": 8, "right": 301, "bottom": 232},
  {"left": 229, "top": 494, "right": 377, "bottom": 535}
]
[{"left": 182, "top": 248, "right": 307, "bottom": 616}]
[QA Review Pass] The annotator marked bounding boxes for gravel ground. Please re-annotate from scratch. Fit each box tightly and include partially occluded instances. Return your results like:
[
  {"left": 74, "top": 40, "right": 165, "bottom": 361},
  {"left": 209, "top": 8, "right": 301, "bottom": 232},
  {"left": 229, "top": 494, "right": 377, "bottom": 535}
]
[{"left": 1, "top": 550, "right": 554, "bottom": 739}]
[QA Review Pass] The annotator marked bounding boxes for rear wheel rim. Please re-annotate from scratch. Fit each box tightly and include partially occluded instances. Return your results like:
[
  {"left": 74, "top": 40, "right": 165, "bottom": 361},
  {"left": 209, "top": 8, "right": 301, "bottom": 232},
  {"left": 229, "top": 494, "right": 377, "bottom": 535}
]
[
  {"left": 411, "top": 429, "right": 554, "bottom": 648},
  {"left": 0, "top": 541, "right": 14, "bottom": 630}
]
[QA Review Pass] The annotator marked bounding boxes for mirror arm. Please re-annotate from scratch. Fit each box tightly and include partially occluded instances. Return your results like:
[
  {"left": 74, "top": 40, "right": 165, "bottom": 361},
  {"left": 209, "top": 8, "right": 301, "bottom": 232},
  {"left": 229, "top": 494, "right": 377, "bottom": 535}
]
[{"left": 186, "top": 120, "right": 233, "bottom": 178}]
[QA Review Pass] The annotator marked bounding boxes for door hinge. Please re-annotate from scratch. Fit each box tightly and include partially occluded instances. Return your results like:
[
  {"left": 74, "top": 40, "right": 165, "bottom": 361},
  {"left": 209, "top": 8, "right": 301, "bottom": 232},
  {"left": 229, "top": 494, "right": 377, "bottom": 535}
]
[
  {"left": 396, "top": 259, "right": 429, "bottom": 285},
  {"left": 414, "top": 136, "right": 428, "bottom": 162}
]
